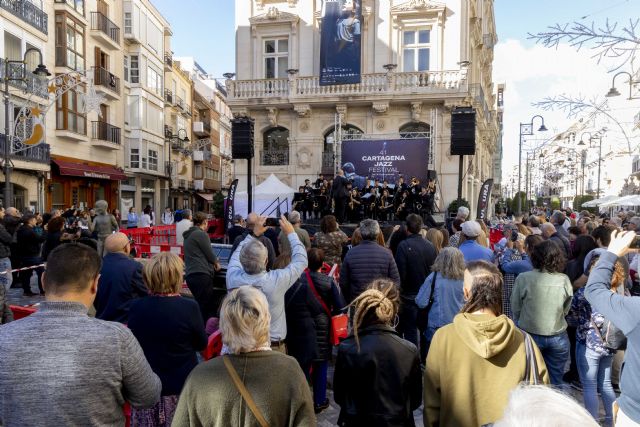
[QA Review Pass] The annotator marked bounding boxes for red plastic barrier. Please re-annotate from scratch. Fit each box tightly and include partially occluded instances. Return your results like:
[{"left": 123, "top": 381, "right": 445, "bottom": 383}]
[{"left": 9, "top": 305, "right": 37, "bottom": 320}]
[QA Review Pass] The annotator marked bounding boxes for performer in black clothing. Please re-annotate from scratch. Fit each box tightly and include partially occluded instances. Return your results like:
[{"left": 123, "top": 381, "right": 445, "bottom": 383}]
[
  {"left": 425, "top": 178, "right": 436, "bottom": 214},
  {"left": 408, "top": 177, "right": 422, "bottom": 209},
  {"left": 331, "top": 170, "right": 350, "bottom": 222},
  {"left": 314, "top": 187, "right": 329, "bottom": 219},
  {"left": 302, "top": 182, "right": 314, "bottom": 220},
  {"left": 314, "top": 174, "right": 324, "bottom": 188},
  {"left": 394, "top": 190, "right": 411, "bottom": 221},
  {"left": 395, "top": 176, "right": 407, "bottom": 196},
  {"left": 377, "top": 189, "right": 393, "bottom": 221},
  {"left": 347, "top": 188, "right": 362, "bottom": 223}
]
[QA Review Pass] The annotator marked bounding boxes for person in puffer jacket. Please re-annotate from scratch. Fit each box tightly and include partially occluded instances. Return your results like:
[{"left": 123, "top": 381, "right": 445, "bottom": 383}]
[
  {"left": 307, "top": 248, "right": 345, "bottom": 414},
  {"left": 340, "top": 219, "right": 399, "bottom": 303}
]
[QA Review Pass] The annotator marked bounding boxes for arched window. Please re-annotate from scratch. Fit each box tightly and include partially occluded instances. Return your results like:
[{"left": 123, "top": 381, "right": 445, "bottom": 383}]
[
  {"left": 262, "top": 127, "right": 289, "bottom": 165},
  {"left": 322, "top": 124, "right": 364, "bottom": 173},
  {"left": 324, "top": 124, "right": 364, "bottom": 149},
  {"left": 399, "top": 122, "right": 431, "bottom": 139}
]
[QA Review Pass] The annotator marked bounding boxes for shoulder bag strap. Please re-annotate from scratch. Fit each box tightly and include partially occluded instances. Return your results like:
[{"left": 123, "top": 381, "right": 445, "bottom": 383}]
[
  {"left": 424, "top": 272, "right": 438, "bottom": 314},
  {"left": 521, "top": 330, "right": 540, "bottom": 385},
  {"left": 305, "top": 269, "right": 331, "bottom": 317},
  {"left": 223, "top": 356, "right": 270, "bottom": 427}
]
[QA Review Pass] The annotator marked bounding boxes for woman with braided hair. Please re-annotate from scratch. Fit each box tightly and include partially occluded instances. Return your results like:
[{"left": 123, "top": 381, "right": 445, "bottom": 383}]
[
  {"left": 423, "top": 261, "right": 549, "bottom": 427},
  {"left": 333, "top": 279, "right": 421, "bottom": 426}
]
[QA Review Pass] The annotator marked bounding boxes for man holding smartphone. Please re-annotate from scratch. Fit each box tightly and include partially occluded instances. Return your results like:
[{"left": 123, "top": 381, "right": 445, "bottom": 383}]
[{"left": 227, "top": 215, "right": 308, "bottom": 353}]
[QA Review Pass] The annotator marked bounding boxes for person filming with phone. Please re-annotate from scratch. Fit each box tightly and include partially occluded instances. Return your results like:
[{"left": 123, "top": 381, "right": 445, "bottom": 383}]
[
  {"left": 585, "top": 230, "right": 640, "bottom": 425},
  {"left": 227, "top": 215, "right": 308, "bottom": 354}
]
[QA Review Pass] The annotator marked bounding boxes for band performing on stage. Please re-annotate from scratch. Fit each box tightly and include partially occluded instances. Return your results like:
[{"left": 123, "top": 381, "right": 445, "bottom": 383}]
[{"left": 293, "top": 171, "right": 437, "bottom": 225}]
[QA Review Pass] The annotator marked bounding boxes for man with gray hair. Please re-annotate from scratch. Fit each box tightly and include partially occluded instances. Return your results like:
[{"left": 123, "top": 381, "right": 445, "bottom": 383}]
[
  {"left": 231, "top": 212, "right": 276, "bottom": 270},
  {"left": 176, "top": 209, "right": 193, "bottom": 246},
  {"left": 456, "top": 206, "right": 470, "bottom": 220},
  {"left": 550, "top": 210, "right": 569, "bottom": 239},
  {"left": 278, "top": 211, "right": 311, "bottom": 254},
  {"left": 541, "top": 222, "right": 571, "bottom": 259},
  {"left": 226, "top": 215, "right": 307, "bottom": 353},
  {"left": 340, "top": 219, "right": 400, "bottom": 303}
]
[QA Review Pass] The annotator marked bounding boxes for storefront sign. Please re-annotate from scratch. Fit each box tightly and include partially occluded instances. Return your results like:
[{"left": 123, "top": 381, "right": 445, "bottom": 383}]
[{"left": 319, "top": 0, "right": 362, "bottom": 85}]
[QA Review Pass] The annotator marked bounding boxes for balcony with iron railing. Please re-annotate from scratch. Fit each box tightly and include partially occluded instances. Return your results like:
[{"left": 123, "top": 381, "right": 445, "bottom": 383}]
[
  {"left": 164, "top": 125, "right": 173, "bottom": 139},
  {"left": 164, "top": 89, "right": 173, "bottom": 105},
  {"left": 164, "top": 52, "right": 172, "bottom": 70},
  {"left": 91, "top": 121, "right": 121, "bottom": 150},
  {"left": 0, "top": 58, "right": 48, "bottom": 98},
  {"left": 93, "top": 66, "right": 120, "bottom": 98},
  {"left": 175, "top": 96, "right": 185, "bottom": 110},
  {"left": 0, "top": 134, "right": 50, "bottom": 164},
  {"left": 226, "top": 70, "right": 468, "bottom": 105},
  {"left": 0, "top": 0, "right": 48, "bottom": 35},
  {"left": 90, "top": 11, "right": 120, "bottom": 47},
  {"left": 260, "top": 150, "right": 289, "bottom": 166}
]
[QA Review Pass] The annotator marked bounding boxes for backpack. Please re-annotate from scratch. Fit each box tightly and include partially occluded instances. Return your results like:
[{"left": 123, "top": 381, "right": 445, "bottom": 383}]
[{"left": 593, "top": 317, "right": 627, "bottom": 351}]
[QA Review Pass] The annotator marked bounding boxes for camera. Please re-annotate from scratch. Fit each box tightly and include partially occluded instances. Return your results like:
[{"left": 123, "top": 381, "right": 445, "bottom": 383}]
[{"left": 510, "top": 230, "right": 519, "bottom": 242}]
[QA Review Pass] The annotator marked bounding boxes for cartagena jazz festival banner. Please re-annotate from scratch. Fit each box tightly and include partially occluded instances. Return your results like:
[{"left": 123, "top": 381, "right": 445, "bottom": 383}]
[
  {"left": 320, "top": 0, "right": 362, "bottom": 86},
  {"left": 341, "top": 139, "right": 430, "bottom": 187}
]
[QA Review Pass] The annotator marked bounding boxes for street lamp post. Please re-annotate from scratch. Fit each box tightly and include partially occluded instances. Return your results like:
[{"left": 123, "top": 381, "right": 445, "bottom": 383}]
[
  {"left": 2, "top": 48, "right": 50, "bottom": 208},
  {"left": 579, "top": 131, "right": 604, "bottom": 199},
  {"left": 517, "top": 115, "right": 547, "bottom": 214}
]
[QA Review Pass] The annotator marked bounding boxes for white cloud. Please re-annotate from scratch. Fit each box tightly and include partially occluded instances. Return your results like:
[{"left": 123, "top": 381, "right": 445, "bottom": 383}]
[{"left": 492, "top": 39, "right": 637, "bottom": 182}]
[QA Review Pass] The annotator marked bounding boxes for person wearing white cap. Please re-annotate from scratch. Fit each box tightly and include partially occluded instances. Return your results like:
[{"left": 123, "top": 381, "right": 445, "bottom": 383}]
[{"left": 458, "top": 220, "right": 494, "bottom": 264}]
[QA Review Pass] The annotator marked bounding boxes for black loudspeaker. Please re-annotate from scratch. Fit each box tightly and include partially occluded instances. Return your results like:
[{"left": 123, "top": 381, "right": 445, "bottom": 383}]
[
  {"left": 427, "top": 170, "right": 437, "bottom": 181},
  {"left": 231, "top": 117, "right": 255, "bottom": 159},
  {"left": 450, "top": 107, "right": 476, "bottom": 156}
]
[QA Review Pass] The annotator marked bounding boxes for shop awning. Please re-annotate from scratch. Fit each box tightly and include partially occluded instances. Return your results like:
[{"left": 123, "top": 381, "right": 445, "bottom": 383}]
[
  {"left": 196, "top": 192, "right": 214, "bottom": 202},
  {"left": 52, "top": 159, "right": 127, "bottom": 181}
]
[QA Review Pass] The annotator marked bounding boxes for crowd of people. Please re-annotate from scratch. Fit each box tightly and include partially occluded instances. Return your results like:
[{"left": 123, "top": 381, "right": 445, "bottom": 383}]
[{"left": 0, "top": 196, "right": 639, "bottom": 427}]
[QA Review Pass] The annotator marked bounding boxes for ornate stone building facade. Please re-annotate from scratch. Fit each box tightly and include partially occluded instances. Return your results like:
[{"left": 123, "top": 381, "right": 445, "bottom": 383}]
[{"left": 228, "top": 0, "right": 500, "bottom": 215}]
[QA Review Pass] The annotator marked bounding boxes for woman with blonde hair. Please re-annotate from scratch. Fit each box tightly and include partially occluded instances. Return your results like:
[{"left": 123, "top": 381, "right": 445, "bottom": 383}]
[
  {"left": 334, "top": 279, "right": 421, "bottom": 426},
  {"left": 425, "top": 228, "right": 444, "bottom": 255},
  {"left": 128, "top": 253, "right": 207, "bottom": 426},
  {"left": 173, "top": 287, "right": 315, "bottom": 426},
  {"left": 415, "top": 247, "right": 465, "bottom": 353}
]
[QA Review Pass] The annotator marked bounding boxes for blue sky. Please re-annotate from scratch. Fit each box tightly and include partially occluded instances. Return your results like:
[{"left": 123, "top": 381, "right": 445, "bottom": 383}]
[
  {"left": 153, "top": 0, "right": 640, "bottom": 171},
  {"left": 153, "top": 0, "right": 635, "bottom": 76}
]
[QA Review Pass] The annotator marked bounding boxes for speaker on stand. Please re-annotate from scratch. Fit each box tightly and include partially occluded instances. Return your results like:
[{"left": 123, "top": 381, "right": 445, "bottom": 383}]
[
  {"left": 450, "top": 107, "right": 476, "bottom": 203},
  {"left": 231, "top": 117, "right": 255, "bottom": 212}
]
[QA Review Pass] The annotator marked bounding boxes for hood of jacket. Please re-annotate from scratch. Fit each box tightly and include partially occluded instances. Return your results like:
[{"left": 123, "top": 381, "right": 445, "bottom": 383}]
[
  {"left": 453, "top": 313, "right": 517, "bottom": 359},
  {"left": 183, "top": 226, "right": 202, "bottom": 240}
]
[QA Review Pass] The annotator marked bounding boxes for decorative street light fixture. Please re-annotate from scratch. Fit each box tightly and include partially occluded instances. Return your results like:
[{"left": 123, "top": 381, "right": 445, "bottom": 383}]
[
  {"left": 2, "top": 48, "right": 50, "bottom": 208},
  {"left": 517, "top": 114, "right": 547, "bottom": 213},
  {"left": 605, "top": 71, "right": 639, "bottom": 99}
]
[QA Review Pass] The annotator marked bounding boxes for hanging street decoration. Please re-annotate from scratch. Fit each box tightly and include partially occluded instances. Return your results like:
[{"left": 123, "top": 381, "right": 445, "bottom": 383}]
[{"left": 11, "top": 69, "right": 102, "bottom": 154}]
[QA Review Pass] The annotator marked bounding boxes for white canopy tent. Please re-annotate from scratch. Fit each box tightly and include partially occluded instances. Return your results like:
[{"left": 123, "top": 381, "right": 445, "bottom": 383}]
[
  {"left": 599, "top": 194, "right": 640, "bottom": 208},
  {"left": 581, "top": 195, "right": 618, "bottom": 207},
  {"left": 234, "top": 174, "right": 295, "bottom": 217}
]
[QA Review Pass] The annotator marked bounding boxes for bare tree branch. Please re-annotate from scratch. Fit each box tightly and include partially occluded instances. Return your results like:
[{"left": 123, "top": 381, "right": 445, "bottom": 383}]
[
  {"left": 532, "top": 95, "right": 634, "bottom": 153},
  {"left": 528, "top": 18, "right": 640, "bottom": 71}
]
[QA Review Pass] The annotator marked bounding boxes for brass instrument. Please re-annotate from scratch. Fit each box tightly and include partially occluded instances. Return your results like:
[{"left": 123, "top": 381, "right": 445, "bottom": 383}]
[{"left": 313, "top": 199, "right": 319, "bottom": 210}]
